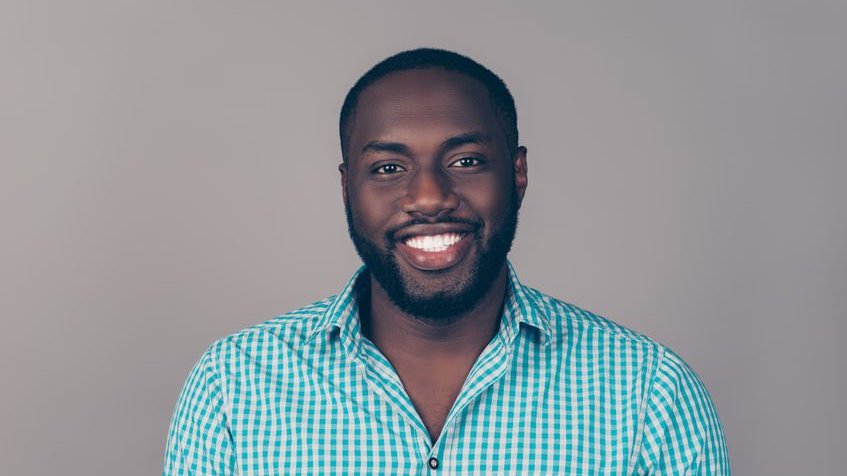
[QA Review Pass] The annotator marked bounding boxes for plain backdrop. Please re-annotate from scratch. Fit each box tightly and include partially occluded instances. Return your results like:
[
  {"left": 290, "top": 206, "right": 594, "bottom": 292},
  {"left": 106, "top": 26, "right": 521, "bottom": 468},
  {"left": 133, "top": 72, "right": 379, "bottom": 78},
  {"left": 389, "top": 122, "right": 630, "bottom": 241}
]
[{"left": 2, "top": 1, "right": 845, "bottom": 474}]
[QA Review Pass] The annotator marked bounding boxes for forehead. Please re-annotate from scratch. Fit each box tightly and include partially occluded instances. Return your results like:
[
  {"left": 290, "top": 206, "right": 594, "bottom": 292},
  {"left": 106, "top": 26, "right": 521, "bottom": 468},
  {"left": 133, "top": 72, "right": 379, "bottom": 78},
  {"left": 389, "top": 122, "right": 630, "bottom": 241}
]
[{"left": 348, "top": 68, "right": 502, "bottom": 153}]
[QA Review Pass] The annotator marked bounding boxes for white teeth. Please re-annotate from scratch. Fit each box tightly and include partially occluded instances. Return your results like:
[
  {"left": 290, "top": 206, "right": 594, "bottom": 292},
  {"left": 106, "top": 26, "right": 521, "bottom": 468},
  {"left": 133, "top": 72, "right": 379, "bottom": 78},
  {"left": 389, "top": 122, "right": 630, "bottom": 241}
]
[{"left": 404, "top": 233, "right": 463, "bottom": 252}]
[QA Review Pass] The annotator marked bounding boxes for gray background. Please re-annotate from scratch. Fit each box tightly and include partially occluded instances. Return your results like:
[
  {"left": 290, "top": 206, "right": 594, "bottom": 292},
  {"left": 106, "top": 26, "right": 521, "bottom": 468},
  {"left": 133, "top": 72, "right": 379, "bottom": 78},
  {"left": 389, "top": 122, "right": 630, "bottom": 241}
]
[{"left": 2, "top": 1, "right": 845, "bottom": 474}]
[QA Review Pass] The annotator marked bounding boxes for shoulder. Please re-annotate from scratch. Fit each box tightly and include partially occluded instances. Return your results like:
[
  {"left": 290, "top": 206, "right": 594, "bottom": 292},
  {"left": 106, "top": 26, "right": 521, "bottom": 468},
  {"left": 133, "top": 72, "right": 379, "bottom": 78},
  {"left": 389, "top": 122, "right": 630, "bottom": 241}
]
[
  {"left": 163, "top": 298, "right": 338, "bottom": 474},
  {"left": 528, "top": 286, "right": 667, "bottom": 352},
  {"left": 527, "top": 286, "right": 719, "bottom": 404},
  {"left": 199, "top": 296, "right": 335, "bottom": 370},
  {"left": 527, "top": 288, "right": 729, "bottom": 472},
  {"left": 533, "top": 288, "right": 715, "bottom": 391}
]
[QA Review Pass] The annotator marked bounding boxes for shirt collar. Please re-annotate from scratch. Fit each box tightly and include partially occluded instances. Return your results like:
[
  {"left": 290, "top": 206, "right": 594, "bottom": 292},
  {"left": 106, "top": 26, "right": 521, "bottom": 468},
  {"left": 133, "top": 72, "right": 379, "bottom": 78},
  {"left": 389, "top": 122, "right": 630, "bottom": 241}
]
[
  {"left": 503, "top": 260, "right": 552, "bottom": 346},
  {"left": 303, "top": 264, "right": 367, "bottom": 350},
  {"left": 305, "top": 260, "right": 552, "bottom": 347}
]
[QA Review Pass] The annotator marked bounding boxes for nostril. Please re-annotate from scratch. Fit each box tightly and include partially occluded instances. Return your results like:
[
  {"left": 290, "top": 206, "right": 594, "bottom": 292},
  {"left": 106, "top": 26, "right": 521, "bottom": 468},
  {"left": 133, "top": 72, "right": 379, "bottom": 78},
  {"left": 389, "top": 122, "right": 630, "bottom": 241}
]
[
  {"left": 400, "top": 192, "right": 459, "bottom": 217},
  {"left": 400, "top": 173, "right": 459, "bottom": 216}
]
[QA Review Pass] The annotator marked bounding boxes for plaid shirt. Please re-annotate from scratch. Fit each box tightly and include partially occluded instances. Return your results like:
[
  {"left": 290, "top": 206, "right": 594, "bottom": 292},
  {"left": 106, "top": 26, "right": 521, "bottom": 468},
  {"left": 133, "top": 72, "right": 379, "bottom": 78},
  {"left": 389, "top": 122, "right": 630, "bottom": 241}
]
[{"left": 164, "top": 262, "right": 729, "bottom": 475}]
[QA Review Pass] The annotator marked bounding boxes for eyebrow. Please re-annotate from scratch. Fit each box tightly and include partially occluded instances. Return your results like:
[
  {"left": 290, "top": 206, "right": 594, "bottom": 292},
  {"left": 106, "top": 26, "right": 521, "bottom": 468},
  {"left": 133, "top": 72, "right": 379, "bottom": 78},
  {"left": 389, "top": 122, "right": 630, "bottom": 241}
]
[
  {"left": 439, "top": 132, "right": 491, "bottom": 153},
  {"left": 360, "top": 131, "right": 491, "bottom": 157},
  {"left": 361, "top": 141, "right": 411, "bottom": 156}
]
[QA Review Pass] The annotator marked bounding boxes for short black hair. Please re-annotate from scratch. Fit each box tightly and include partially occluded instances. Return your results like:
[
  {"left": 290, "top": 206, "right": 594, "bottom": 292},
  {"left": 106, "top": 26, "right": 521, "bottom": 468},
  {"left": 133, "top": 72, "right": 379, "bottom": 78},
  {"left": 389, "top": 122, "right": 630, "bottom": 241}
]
[{"left": 339, "top": 47, "right": 518, "bottom": 163}]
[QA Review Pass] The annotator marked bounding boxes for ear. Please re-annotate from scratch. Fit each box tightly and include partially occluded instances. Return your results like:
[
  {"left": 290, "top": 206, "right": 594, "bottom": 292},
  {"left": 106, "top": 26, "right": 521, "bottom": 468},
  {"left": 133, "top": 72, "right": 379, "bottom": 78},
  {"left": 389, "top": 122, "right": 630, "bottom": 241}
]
[
  {"left": 339, "top": 162, "right": 348, "bottom": 203},
  {"left": 513, "top": 146, "right": 528, "bottom": 206}
]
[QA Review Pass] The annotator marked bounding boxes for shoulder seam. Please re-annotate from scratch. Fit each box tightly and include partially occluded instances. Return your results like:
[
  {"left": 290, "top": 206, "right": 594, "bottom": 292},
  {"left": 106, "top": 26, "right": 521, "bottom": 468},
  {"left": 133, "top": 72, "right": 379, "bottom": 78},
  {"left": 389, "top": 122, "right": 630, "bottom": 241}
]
[
  {"left": 628, "top": 345, "right": 667, "bottom": 473},
  {"left": 533, "top": 288, "right": 665, "bottom": 348}
]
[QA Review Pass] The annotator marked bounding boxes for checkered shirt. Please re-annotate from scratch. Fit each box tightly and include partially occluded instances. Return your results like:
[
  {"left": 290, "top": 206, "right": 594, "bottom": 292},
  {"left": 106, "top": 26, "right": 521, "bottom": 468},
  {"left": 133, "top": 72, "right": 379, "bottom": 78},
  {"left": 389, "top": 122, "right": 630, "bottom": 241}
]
[{"left": 164, "top": 261, "right": 729, "bottom": 475}]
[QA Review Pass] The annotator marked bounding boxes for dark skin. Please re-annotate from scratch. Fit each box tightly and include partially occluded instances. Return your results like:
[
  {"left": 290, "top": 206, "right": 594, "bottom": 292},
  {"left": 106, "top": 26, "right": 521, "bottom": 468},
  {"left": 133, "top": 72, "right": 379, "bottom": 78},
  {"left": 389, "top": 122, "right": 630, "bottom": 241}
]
[{"left": 340, "top": 68, "right": 528, "bottom": 441}]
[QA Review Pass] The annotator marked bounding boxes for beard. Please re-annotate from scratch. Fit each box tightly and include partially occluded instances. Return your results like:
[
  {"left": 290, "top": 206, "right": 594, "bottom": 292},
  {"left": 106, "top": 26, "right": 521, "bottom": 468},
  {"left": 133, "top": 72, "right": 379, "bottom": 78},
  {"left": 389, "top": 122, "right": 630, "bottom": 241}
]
[{"left": 344, "top": 189, "right": 520, "bottom": 321}]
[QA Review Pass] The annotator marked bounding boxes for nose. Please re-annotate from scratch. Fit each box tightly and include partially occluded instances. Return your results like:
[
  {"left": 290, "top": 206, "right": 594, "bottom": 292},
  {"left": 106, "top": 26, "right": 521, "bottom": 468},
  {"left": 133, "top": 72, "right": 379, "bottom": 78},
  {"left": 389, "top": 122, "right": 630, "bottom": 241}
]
[{"left": 399, "top": 167, "right": 460, "bottom": 218}]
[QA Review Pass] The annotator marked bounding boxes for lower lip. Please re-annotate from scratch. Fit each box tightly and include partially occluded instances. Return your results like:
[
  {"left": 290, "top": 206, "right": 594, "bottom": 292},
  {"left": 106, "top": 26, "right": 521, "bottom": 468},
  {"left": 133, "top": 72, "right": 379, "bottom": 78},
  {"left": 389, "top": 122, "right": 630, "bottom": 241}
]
[{"left": 395, "top": 234, "right": 473, "bottom": 271}]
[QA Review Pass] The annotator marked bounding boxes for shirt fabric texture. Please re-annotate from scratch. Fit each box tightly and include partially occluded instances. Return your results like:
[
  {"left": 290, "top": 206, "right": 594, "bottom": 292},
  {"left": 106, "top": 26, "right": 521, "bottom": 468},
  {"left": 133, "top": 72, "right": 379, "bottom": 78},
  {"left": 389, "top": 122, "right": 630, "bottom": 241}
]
[{"left": 164, "top": 262, "right": 730, "bottom": 475}]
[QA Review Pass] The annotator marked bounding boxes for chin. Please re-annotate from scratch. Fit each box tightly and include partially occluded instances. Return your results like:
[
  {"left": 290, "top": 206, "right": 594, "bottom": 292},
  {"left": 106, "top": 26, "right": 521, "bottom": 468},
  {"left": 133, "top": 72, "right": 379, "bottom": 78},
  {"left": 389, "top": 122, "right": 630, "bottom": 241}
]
[
  {"left": 344, "top": 192, "right": 520, "bottom": 321},
  {"left": 382, "top": 247, "right": 506, "bottom": 320}
]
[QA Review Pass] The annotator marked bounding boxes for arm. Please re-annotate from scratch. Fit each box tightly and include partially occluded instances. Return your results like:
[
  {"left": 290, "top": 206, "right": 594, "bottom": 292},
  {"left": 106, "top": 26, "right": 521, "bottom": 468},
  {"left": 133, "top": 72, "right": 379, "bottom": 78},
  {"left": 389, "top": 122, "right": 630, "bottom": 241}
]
[
  {"left": 634, "top": 349, "right": 730, "bottom": 475},
  {"left": 163, "top": 349, "right": 236, "bottom": 475}
]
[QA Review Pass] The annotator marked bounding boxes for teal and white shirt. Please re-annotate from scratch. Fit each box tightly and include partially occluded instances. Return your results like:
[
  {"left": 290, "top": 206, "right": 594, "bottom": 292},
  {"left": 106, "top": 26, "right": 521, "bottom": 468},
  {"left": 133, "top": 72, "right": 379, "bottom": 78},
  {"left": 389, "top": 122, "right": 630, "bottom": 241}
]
[{"left": 164, "top": 262, "right": 729, "bottom": 475}]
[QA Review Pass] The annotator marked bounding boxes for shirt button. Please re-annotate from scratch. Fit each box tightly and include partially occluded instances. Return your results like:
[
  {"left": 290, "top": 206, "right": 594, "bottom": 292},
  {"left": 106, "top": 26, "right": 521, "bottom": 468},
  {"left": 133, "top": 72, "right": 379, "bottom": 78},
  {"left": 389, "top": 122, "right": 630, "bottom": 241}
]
[{"left": 428, "top": 456, "right": 439, "bottom": 470}]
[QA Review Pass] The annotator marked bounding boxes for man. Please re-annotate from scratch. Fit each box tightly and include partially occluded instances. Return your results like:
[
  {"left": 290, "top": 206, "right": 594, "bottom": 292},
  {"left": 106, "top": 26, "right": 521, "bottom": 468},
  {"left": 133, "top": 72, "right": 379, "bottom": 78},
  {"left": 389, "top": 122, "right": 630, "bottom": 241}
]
[{"left": 164, "top": 48, "right": 729, "bottom": 475}]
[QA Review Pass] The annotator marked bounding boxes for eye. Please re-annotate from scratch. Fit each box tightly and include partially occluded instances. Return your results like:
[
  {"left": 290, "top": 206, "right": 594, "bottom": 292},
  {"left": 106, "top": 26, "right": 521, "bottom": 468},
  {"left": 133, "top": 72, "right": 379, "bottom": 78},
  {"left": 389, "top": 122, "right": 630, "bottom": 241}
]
[
  {"left": 373, "top": 163, "right": 405, "bottom": 175},
  {"left": 449, "top": 156, "right": 483, "bottom": 168}
]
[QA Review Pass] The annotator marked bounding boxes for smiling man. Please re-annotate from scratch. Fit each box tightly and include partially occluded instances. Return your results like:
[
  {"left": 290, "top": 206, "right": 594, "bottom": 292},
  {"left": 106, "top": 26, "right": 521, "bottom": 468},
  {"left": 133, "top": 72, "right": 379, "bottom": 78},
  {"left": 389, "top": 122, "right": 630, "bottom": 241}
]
[{"left": 164, "top": 48, "right": 729, "bottom": 475}]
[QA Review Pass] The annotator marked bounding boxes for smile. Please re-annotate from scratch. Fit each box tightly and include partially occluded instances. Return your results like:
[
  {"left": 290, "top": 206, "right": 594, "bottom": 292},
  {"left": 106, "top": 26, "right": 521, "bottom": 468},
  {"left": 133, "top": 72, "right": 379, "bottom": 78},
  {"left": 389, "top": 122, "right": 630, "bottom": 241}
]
[
  {"left": 402, "top": 232, "right": 465, "bottom": 252},
  {"left": 396, "top": 232, "right": 473, "bottom": 271}
]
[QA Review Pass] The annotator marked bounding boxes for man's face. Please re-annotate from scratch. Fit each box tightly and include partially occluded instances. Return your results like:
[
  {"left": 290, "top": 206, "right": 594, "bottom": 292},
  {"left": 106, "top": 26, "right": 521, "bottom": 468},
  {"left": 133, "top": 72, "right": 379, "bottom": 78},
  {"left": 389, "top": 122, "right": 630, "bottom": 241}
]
[{"left": 341, "top": 68, "right": 527, "bottom": 320}]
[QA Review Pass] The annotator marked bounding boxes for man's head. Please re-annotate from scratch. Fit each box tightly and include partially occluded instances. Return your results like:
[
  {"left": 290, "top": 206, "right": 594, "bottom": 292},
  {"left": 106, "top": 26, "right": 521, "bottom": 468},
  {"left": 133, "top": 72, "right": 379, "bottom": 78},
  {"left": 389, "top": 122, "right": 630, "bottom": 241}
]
[
  {"left": 339, "top": 48, "right": 528, "bottom": 320},
  {"left": 339, "top": 48, "right": 519, "bottom": 164}
]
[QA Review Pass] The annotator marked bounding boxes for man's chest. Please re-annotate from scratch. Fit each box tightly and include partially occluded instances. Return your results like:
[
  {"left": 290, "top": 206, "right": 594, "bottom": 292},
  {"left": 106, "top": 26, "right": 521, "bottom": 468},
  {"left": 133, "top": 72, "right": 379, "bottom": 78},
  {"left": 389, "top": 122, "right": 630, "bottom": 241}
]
[{"left": 222, "top": 346, "right": 649, "bottom": 475}]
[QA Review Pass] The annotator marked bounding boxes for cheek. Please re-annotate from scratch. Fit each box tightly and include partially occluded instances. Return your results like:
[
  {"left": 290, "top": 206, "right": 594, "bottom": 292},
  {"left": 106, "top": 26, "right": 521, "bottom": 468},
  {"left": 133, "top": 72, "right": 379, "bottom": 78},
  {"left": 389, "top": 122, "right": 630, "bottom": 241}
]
[
  {"left": 349, "top": 185, "right": 401, "bottom": 234},
  {"left": 459, "top": 174, "right": 513, "bottom": 225}
]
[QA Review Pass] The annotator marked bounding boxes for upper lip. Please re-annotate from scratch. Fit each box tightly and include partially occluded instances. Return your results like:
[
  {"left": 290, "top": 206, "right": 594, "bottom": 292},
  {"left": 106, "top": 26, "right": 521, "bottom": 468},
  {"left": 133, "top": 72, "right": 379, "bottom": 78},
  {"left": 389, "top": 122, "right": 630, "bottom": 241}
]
[{"left": 393, "top": 223, "right": 476, "bottom": 242}]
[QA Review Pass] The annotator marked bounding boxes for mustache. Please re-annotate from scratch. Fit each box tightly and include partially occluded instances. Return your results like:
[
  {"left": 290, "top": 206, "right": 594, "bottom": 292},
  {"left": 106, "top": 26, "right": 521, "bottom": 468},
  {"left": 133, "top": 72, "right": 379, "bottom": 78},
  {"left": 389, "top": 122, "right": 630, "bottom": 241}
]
[{"left": 385, "top": 216, "right": 482, "bottom": 244}]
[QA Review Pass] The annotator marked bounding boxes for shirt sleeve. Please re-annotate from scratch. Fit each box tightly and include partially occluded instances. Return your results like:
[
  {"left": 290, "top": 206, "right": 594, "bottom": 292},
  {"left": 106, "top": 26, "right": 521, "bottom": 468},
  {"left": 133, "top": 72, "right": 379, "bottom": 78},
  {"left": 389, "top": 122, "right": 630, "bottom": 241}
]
[
  {"left": 163, "top": 348, "right": 236, "bottom": 475},
  {"left": 635, "top": 349, "right": 730, "bottom": 475}
]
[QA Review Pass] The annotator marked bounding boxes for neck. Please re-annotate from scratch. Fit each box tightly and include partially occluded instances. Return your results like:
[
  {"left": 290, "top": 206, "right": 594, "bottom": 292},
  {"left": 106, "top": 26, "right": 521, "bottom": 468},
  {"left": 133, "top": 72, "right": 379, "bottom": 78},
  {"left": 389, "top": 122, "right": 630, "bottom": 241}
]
[{"left": 363, "top": 265, "right": 509, "bottom": 359}]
